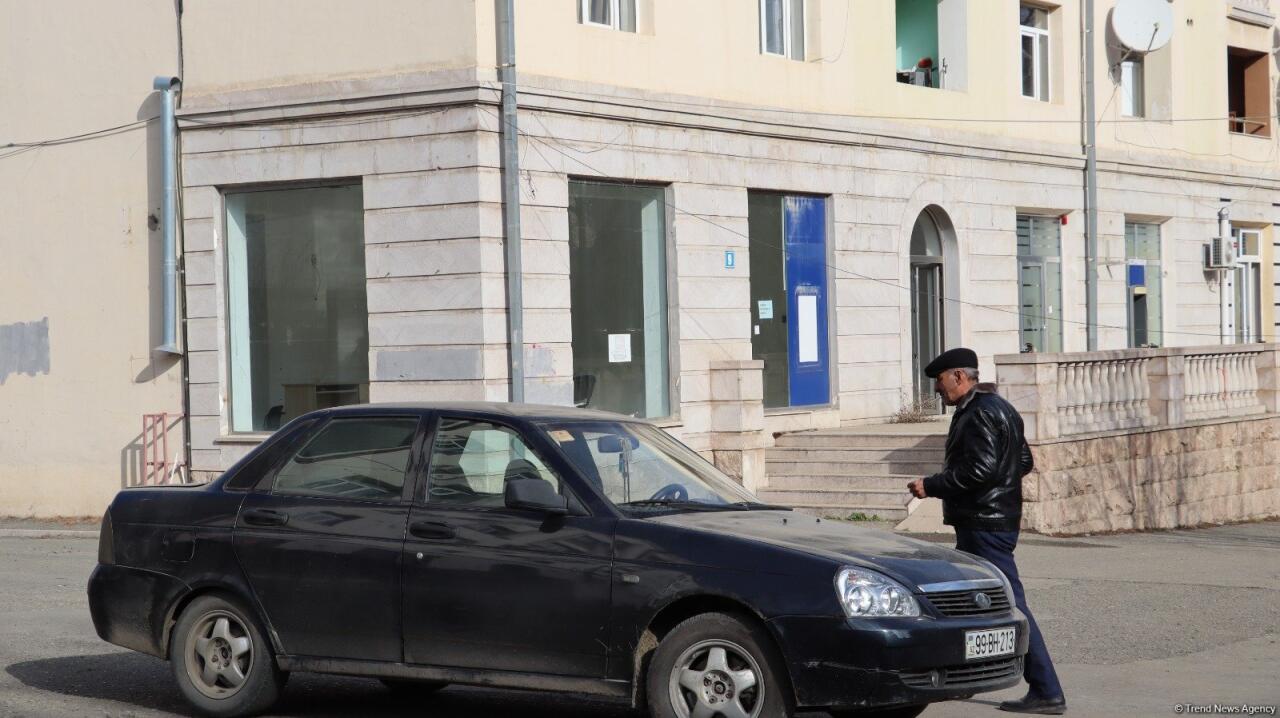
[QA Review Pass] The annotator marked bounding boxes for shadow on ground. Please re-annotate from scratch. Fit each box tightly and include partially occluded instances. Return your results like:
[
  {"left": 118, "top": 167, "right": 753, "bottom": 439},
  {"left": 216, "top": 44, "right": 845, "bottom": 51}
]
[{"left": 6, "top": 652, "right": 639, "bottom": 717}]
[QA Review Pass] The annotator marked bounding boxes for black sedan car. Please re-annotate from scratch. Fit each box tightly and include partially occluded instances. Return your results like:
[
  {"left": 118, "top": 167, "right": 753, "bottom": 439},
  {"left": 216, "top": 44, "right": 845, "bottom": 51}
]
[{"left": 90, "top": 403, "right": 1028, "bottom": 718}]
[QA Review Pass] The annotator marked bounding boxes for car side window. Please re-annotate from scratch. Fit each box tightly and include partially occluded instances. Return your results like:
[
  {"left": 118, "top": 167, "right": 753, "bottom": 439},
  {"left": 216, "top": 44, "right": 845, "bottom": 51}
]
[
  {"left": 426, "top": 418, "right": 561, "bottom": 508},
  {"left": 272, "top": 417, "right": 419, "bottom": 502}
]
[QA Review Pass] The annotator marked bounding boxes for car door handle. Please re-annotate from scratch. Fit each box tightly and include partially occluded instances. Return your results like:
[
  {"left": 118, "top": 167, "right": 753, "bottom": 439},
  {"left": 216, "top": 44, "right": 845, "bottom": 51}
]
[
  {"left": 241, "top": 508, "right": 289, "bottom": 527},
  {"left": 409, "top": 521, "right": 456, "bottom": 540}
]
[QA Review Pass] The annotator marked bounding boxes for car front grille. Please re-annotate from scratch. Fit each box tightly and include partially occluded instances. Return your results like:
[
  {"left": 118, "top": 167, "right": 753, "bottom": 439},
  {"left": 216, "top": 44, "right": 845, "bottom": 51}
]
[
  {"left": 900, "top": 656, "right": 1023, "bottom": 689},
  {"left": 924, "top": 588, "right": 1012, "bottom": 617}
]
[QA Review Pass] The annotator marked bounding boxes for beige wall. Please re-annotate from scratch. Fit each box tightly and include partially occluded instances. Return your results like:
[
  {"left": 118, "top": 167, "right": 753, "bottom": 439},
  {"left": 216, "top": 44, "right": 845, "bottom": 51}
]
[
  {"left": 495, "top": 1, "right": 1277, "bottom": 161},
  {"left": 181, "top": 0, "right": 481, "bottom": 100},
  {"left": 0, "top": 0, "right": 185, "bottom": 516}
]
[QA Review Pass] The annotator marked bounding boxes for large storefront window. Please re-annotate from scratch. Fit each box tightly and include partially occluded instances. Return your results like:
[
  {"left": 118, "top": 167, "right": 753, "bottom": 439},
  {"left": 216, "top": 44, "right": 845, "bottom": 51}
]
[
  {"left": 225, "top": 185, "right": 368, "bottom": 432},
  {"left": 1126, "top": 221, "right": 1162, "bottom": 348},
  {"left": 568, "top": 181, "right": 670, "bottom": 418},
  {"left": 1017, "top": 214, "right": 1063, "bottom": 353}
]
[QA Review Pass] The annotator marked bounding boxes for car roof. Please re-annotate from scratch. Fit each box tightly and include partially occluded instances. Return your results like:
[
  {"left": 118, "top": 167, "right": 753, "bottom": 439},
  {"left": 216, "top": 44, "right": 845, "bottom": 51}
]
[{"left": 316, "top": 401, "right": 644, "bottom": 424}]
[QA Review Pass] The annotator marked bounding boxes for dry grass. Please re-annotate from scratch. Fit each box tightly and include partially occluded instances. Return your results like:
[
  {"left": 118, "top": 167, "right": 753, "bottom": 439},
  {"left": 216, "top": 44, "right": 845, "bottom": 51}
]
[{"left": 889, "top": 396, "right": 940, "bottom": 424}]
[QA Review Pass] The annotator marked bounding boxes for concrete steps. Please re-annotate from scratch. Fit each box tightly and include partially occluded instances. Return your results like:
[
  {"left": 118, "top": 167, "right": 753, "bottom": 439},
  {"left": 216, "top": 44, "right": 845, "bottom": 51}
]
[
  {"left": 762, "top": 423, "right": 947, "bottom": 521},
  {"left": 767, "top": 459, "right": 942, "bottom": 476}
]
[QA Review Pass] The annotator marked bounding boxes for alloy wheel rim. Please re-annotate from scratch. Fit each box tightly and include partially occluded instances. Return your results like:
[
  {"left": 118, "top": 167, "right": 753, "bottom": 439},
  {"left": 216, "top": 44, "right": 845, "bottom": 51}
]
[
  {"left": 667, "top": 639, "right": 764, "bottom": 718},
  {"left": 184, "top": 609, "right": 254, "bottom": 699}
]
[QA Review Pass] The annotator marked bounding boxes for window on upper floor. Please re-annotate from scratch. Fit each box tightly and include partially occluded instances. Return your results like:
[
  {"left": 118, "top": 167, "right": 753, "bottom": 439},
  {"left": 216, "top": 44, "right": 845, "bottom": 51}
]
[
  {"left": 1121, "top": 57, "right": 1144, "bottom": 117},
  {"left": 579, "top": 0, "right": 636, "bottom": 32},
  {"left": 895, "top": 0, "right": 968, "bottom": 91},
  {"left": 1227, "top": 47, "right": 1270, "bottom": 137},
  {"left": 1019, "top": 4, "right": 1050, "bottom": 101},
  {"left": 760, "top": 0, "right": 805, "bottom": 60}
]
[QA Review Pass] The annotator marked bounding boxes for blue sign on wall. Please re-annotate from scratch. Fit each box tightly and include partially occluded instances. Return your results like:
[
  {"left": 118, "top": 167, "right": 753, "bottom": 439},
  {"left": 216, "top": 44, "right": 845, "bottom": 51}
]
[
  {"left": 1128, "top": 264, "right": 1146, "bottom": 287},
  {"left": 724, "top": 250, "right": 736, "bottom": 269}
]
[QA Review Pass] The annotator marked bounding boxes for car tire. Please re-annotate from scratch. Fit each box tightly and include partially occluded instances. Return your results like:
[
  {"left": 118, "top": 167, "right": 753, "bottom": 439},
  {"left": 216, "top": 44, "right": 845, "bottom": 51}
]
[
  {"left": 169, "top": 594, "right": 284, "bottom": 718},
  {"left": 646, "top": 612, "right": 794, "bottom": 718},
  {"left": 379, "top": 678, "right": 449, "bottom": 695}
]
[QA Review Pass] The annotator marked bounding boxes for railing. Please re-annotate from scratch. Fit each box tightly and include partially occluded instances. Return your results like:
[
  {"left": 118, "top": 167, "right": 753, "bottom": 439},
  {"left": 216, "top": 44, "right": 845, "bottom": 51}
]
[
  {"left": 997, "top": 344, "right": 1277, "bottom": 441},
  {"left": 1055, "top": 358, "right": 1154, "bottom": 435}
]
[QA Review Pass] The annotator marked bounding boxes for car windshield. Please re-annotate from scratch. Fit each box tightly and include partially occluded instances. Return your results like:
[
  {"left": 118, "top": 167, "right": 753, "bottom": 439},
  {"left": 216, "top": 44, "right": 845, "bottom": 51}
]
[{"left": 542, "top": 420, "right": 763, "bottom": 512}]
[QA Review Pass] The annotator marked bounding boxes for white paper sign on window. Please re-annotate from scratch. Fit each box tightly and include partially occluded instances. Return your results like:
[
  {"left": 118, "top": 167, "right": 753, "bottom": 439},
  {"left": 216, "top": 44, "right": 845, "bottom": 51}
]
[
  {"left": 608, "top": 333, "right": 632, "bottom": 363},
  {"left": 798, "top": 294, "right": 819, "bottom": 363},
  {"left": 757, "top": 300, "right": 774, "bottom": 320}
]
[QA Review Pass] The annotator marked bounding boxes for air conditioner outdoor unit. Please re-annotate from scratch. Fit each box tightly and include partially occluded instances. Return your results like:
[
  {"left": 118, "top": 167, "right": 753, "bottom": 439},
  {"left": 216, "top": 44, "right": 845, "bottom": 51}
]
[{"left": 1206, "top": 235, "right": 1236, "bottom": 269}]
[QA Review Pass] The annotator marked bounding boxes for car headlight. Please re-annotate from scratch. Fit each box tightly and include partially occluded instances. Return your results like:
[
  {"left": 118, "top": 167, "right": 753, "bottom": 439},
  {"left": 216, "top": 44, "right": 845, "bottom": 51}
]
[{"left": 834, "top": 567, "right": 920, "bottom": 618}]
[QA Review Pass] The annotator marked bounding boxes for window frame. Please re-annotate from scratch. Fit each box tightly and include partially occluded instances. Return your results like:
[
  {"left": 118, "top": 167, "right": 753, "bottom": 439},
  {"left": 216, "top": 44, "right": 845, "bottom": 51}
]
[
  {"left": 567, "top": 178, "right": 679, "bottom": 421},
  {"left": 760, "top": 0, "right": 805, "bottom": 61},
  {"left": 1120, "top": 57, "right": 1145, "bottom": 118},
  {"left": 579, "top": 0, "right": 635, "bottom": 32},
  {"left": 263, "top": 414, "right": 426, "bottom": 505},
  {"left": 1019, "top": 5, "right": 1051, "bottom": 102},
  {"left": 219, "top": 179, "right": 368, "bottom": 437},
  {"left": 417, "top": 414, "right": 588, "bottom": 515},
  {"left": 1124, "top": 221, "right": 1162, "bottom": 348},
  {"left": 1016, "top": 213, "right": 1064, "bottom": 353},
  {"left": 1232, "top": 228, "right": 1265, "bottom": 343}
]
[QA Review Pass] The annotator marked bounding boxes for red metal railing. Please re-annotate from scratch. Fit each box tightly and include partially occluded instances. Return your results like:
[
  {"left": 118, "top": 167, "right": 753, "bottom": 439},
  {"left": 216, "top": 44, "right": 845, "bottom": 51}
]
[{"left": 142, "top": 413, "right": 173, "bottom": 485}]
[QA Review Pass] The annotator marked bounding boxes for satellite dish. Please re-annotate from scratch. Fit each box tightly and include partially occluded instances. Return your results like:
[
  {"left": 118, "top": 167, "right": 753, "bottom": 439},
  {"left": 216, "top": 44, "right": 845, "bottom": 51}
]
[{"left": 1112, "top": 0, "right": 1174, "bottom": 53}]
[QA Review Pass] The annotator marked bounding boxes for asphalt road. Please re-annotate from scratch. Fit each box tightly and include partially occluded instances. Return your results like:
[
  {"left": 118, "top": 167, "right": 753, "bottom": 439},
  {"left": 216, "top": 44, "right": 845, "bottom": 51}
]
[{"left": 1, "top": 522, "right": 1277, "bottom": 718}]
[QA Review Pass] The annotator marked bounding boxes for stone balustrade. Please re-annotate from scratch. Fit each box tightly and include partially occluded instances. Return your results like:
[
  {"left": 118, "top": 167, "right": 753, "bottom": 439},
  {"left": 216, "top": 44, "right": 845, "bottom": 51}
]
[
  {"left": 997, "top": 344, "right": 1277, "bottom": 442},
  {"left": 995, "top": 343, "right": 1280, "bottom": 535}
]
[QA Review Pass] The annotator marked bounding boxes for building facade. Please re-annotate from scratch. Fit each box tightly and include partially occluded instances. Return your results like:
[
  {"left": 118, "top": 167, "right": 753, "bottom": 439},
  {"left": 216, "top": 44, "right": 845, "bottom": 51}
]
[{"left": 3, "top": 0, "right": 1278, "bottom": 512}]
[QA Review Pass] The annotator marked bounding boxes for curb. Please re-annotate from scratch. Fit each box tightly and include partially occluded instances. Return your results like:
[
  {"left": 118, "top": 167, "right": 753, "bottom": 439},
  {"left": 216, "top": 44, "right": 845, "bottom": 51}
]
[{"left": 0, "top": 529, "right": 98, "bottom": 538}]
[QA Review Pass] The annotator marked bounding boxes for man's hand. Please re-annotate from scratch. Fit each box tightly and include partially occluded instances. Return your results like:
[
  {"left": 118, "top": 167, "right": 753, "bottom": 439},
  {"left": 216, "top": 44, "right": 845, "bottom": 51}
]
[{"left": 907, "top": 479, "right": 927, "bottom": 499}]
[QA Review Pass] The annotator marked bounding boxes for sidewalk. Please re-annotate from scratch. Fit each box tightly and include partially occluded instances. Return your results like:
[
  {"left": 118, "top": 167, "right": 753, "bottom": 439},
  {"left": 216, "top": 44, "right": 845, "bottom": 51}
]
[{"left": 0, "top": 517, "right": 98, "bottom": 538}]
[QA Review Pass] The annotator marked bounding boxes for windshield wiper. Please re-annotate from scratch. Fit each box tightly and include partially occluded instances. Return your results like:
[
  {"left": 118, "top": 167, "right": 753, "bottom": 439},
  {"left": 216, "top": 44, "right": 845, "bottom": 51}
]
[
  {"left": 619, "top": 500, "right": 746, "bottom": 511},
  {"left": 729, "top": 501, "right": 793, "bottom": 511}
]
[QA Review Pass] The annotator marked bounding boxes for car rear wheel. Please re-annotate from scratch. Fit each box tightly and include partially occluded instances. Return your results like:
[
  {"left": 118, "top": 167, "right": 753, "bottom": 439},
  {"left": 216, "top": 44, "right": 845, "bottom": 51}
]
[
  {"left": 646, "top": 612, "right": 794, "bottom": 718},
  {"left": 170, "top": 594, "right": 284, "bottom": 717}
]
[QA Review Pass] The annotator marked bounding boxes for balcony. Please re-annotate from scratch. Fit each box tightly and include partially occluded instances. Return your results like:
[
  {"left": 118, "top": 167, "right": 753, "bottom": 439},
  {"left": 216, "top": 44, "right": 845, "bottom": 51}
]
[{"left": 1229, "top": 0, "right": 1275, "bottom": 27}]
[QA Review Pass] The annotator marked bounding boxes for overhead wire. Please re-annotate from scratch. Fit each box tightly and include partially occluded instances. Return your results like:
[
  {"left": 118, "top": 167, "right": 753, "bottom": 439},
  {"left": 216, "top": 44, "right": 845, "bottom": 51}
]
[{"left": 478, "top": 105, "right": 1254, "bottom": 344}]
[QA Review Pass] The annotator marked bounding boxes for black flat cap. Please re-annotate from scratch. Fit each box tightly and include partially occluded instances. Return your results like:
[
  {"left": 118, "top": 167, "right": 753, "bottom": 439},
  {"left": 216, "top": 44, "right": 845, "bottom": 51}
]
[{"left": 924, "top": 347, "right": 978, "bottom": 378}]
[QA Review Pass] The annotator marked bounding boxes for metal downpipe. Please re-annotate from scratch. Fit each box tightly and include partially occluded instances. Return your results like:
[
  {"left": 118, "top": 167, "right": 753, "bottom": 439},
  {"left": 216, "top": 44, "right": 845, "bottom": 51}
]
[
  {"left": 496, "top": 0, "right": 525, "bottom": 402},
  {"left": 1219, "top": 206, "right": 1232, "bottom": 344},
  {"left": 153, "top": 76, "right": 182, "bottom": 356},
  {"left": 1083, "top": 0, "right": 1099, "bottom": 351}
]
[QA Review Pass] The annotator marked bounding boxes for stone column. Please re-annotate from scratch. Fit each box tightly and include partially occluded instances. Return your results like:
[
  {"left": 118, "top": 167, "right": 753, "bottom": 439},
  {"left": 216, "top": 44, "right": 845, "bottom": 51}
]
[
  {"left": 1258, "top": 344, "right": 1279, "bottom": 414},
  {"left": 1148, "top": 350, "right": 1184, "bottom": 426},
  {"left": 995, "top": 354, "right": 1060, "bottom": 442},
  {"left": 707, "top": 360, "right": 770, "bottom": 493}
]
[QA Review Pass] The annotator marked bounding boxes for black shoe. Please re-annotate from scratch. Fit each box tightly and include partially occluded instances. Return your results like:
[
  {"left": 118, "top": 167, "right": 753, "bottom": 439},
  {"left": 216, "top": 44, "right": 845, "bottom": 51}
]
[{"left": 998, "top": 692, "right": 1067, "bottom": 715}]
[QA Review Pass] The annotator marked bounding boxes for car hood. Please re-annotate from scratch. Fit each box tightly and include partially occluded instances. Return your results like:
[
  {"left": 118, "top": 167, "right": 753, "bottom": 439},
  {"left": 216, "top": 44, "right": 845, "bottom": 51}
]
[{"left": 646, "top": 510, "right": 1000, "bottom": 589}]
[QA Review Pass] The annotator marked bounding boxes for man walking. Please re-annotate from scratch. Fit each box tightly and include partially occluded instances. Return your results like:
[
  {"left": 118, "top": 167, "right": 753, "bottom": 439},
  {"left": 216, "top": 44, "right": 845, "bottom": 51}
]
[{"left": 907, "top": 348, "right": 1066, "bottom": 715}]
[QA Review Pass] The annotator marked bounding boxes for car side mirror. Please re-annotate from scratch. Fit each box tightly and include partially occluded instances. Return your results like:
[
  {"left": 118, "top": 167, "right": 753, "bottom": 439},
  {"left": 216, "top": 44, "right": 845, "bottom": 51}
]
[{"left": 504, "top": 478, "right": 568, "bottom": 516}]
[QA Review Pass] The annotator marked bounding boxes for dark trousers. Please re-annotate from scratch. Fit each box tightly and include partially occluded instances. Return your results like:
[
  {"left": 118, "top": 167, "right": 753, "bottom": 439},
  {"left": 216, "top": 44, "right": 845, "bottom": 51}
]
[{"left": 954, "top": 528, "right": 1064, "bottom": 699}]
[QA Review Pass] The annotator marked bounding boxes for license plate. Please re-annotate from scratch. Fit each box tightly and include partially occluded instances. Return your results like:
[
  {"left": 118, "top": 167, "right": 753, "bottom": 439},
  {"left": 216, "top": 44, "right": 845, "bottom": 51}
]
[{"left": 965, "top": 627, "right": 1016, "bottom": 660}]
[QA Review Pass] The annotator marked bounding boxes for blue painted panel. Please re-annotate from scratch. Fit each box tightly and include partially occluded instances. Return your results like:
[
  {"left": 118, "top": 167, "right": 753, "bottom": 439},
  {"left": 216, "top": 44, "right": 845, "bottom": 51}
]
[
  {"left": 784, "top": 196, "right": 830, "bottom": 407},
  {"left": 1128, "top": 263, "right": 1145, "bottom": 287}
]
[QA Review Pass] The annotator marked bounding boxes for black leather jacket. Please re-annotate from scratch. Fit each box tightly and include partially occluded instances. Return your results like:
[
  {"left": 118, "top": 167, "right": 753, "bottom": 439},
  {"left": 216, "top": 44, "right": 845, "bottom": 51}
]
[{"left": 922, "top": 386, "right": 1033, "bottom": 531}]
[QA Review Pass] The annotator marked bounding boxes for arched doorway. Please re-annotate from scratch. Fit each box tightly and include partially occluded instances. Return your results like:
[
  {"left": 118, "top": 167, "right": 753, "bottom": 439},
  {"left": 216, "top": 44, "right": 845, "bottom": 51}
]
[{"left": 910, "top": 208, "right": 947, "bottom": 407}]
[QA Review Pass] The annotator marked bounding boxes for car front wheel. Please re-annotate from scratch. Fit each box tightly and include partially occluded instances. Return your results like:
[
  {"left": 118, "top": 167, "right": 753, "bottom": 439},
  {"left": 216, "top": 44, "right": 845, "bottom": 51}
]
[
  {"left": 646, "top": 612, "right": 794, "bottom": 718},
  {"left": 170, "top": 594, "right": 284, "bottom": 717}
]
